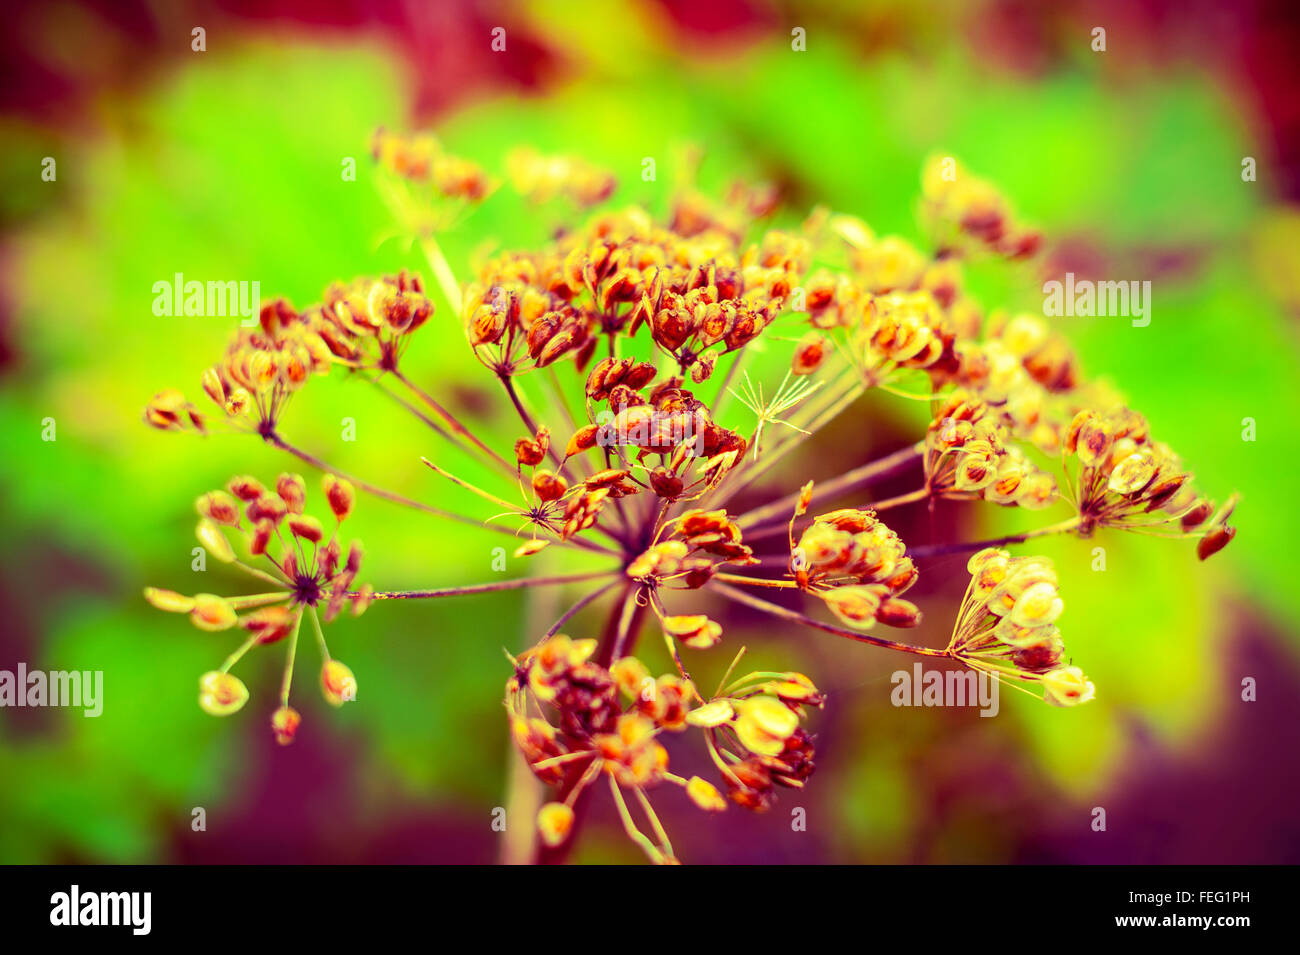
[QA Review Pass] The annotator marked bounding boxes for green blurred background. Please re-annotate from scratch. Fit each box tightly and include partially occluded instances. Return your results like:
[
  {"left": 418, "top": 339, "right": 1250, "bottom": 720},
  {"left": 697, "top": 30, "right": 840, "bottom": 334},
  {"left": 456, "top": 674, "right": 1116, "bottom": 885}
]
[{"left": 1, "top": 0, "right": 1298, "bottom": 863}]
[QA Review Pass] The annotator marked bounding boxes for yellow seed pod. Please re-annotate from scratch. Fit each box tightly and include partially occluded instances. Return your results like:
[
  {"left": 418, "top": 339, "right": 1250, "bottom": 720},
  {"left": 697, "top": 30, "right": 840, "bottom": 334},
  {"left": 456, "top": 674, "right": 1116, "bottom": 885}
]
[
  {"left": 227, "top": 475, "right": 266, "bottom": 501},
  {"left": 954, "top": 451, "right": 997, "bottom": 491},
  {"left": 536, "top": 802, "right": 575, "bottom": 848},
  {"left": 765, "top": 672, "right": 822, "bottom": 704},
  {"left": 1009, "top": 581, "right": 1064, "bottom": 628},
  {"left": 821, "top": 585, "right": 882, "bottom": 630},
  {"left": 610, "top": 656, "right": 651, "bottom": 698},
  {"left": 321, "top": 660, "right": 358, "bottom": 706},
  {"left": 144, "top": 587, "right": 195, "bottom": 613},
  {"left": 288, "top": 514, "right": 324, "bottom": 543},
  {"left": 190, "top": 594, "right": 238, "bottom": 631},
  {"left": 685, "top": 699, "right": 735, "bottom": 728},
  {"left": 1076, "top": 418, "right": 1114, "bottom": 468},
  {"left": 994, "top": 616, "right": 1059, "bottom": 650},
  {"left": 1041, "top": 665, "right": 1096, "bottom": 707},
  {"left": 967, "top": 547, "right": 1010, "bottom": 576},
  {"left": 276, "top": 473, "right": 307, "bottom": 513},
  {"left": 876, "top": 596, "right": 922, "bottom": 628},
  {"left": 514, "top": 539, "right": 550, "bottom": 558},
  {"left": 271, "top": 706, "right": 301, "bottom": 745},
  {"left": 791, "top": 333, "right": 827, "bottom": 375},
  {"left": 531, "top": 469, "right": 568, "bottom": 502},
  {"left": 201, "top": 367, "right": 225, "bottom": 405},
  {"left": 1015, "top": 471, "right": 1057, "bottom": 510},
  {"left": 322, "top": 474, "right": 355, "bottom": 522},
  {"left": 224, "top": 387, "right": 251, "bottom": 416},
  {"left": 1108, "top": 449, "right": 1157, "bottom": 495},
  {"left": 196, "top": 491, "right": 241, "bottom": 527},
  {"left": 662, "top": 614, "right": 722, "bottom": 650},
  {"left": 987, "top": 457, "right": 1027, "bottom": 502},
  {"left": 198, "top": 671, "right": 249, "bottom": 716},
  {"left": 733, "top": 696, "right": 799, "bottom": 757},
  {"left": 686, "top": 776, "right": 727, "bottom": 812},
  {"left": 195, "top": 519, "right": 236, "bottom": 563}
]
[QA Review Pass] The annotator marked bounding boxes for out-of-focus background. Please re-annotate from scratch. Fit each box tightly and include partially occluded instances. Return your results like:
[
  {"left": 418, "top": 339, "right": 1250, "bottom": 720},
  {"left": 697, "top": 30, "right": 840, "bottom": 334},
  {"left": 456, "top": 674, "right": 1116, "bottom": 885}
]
[{"left": 2, "top": 0, "right": 1299, "bottom": 864}]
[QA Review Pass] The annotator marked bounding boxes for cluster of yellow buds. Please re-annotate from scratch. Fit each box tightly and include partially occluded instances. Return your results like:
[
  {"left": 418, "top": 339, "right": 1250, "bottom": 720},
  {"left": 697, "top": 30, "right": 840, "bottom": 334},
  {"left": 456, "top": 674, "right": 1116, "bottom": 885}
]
[
  {"left": 461, "top": 208, "right": 808, "bottom": 384},
  {"left": 1063, "top": 407, "right": 1237, "bottom": 556},
  {"left": 463, "top": 278, "right": 596, "bottom": 375},
  {"left": 144, "top": 299, "right": 331, "bottom": 436},
  {"left": 780, "top": 496, "right": 925, "bottom": 631},
  {"left": 984, "top": 311, "right": 1078, "bottom": 394},
  {"left": 849, "top": 231, "right": 929, "bottom": 294},
  {"left": 936, "top": 309, "right": 1081, "bottom": 455},
  {"left": 144, "top": 472, "right": 367, "bottom": 742},
  {"left": 946, "top": 549, "right": 1092, "bottom": 705},
  {"left": 629, "top": 235, "right": 806, "bottom": 381},
  {"left": 796, "top": 218, "right": 994, "bottom": 387},
  {"left": 507, "top": 634, "right": 823, "bottom": 862},
  {"left": 628, "top": 508, "right": 756, "bottom": 591},
  {"left": 792, "top": 506, "right": 921, "bottom": 629},
  {"left": 565, "top": 371, "right": 748, "bottom": 497},
  {"left": 506, "top": 146, "right": 617, "bottom": 208},
  {"left": 144, "top": 272, "right": 436, "bottom": 436},
  {"left": 371, "top": 127, "right": 492, "bottom": 202},
  {"left": 801, "top": 267, "right": 872, "bottom": 330},
  {"left": 586, "top": 374, "right": 712, "bottom": 459},
  {"left": 919, "top": 155, "right": 1042, "bottom": 260},
  {"left": 669, "top": 176, "right": 780, "bottom": 243},
  {"left": 950, "top": 340, "right": 1068, "bottom": 454},
  {"left": 307, "top": 270, "right": 434, "bottom": 372},
  {"left": 685, "top": 666, "right": 822, "bottom": 811},
  {"left": 142, "top": 388, "right": 209, "bottom": 434},
  {"left": 851, "top": 290, "right": 953, "bottom": 380},
  {"left": 668, "top": 507, "right": 756, "bottom": 563},
  {"left": 636, "top": 269, "right": 781, "bottom": 382},
  {"left": 522, "top": 635, "right": 620, "bottom": 737},
  {"left": 924, "top": 391, "right": 1057, "bottom": 509},
  {"left": 610, "top": 657, "right": 696, "bottom": 728},
  {"left": 809, "top": 211, "right": 984, "bottom": 327}
]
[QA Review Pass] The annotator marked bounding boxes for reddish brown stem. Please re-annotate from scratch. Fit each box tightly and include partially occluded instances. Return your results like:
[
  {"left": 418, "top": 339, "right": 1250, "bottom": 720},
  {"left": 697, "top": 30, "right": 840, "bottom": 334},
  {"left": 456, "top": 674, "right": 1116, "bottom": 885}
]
[
  {"left": 711, "top": 581, "right": 950, "bottom": 657},
  {"left": 359, "top": 570, "right": 619, "bottom": 601}
]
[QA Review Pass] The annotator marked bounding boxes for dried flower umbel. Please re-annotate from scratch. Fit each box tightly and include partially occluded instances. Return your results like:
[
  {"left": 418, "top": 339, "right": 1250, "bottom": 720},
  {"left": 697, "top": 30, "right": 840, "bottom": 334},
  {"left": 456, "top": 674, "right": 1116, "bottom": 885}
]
[
  {"left": 145, "top": 472, "right": 369, "bottom": 740},
  {"left": 143, "top": 138, "right": 1239, "bottom": 863}
]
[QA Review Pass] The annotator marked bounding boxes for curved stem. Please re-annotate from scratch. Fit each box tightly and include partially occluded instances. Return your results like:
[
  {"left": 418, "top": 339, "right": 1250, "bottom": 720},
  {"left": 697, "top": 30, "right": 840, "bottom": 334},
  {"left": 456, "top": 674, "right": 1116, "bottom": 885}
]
[
  {"left": 269, "top": 430, "right": 615, "bottom": 556},
  {"left": 866, "top": 486, "right": 929, "bottom": 511},
  {"left": 499, "top": 371, "right": 539, "bottom": 435},
  {"left": 266, "top": 431, "right": 505, "bottom": 534},
  {"left": 907, "top": 516, "right": 1082, "bottom": 560},
  {"left": 358, "top": 570, "right": 620, "bottom": 601},
  {"left": 711, "top": 581, "right": 949, "bottom": 657},
  {"left": 542, "top": 580, "right": 621, "bottom": 639},
  {"left": 498, "top": 372, "right": 571, "bottom": 477},
  {"left": 372, "top": 377, "right": 458, "bottom": 445},
  {"left": 392, "top": 369, "right": 514, "bottom": 475}
]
